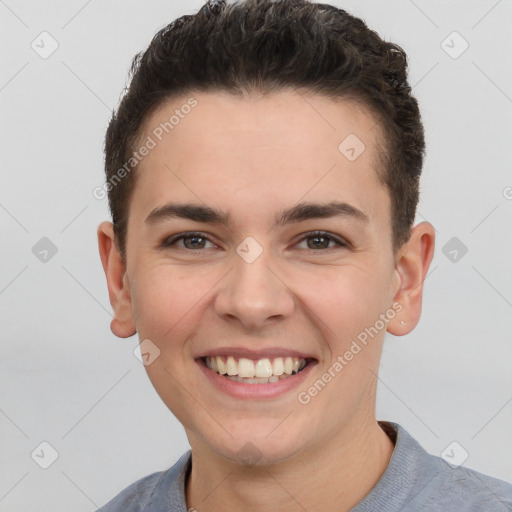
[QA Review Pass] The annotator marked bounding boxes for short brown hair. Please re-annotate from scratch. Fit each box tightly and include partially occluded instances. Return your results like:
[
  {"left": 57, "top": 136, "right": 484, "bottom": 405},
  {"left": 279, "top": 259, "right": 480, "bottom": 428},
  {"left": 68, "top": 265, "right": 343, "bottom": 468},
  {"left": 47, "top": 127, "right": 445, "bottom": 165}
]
[{"left": 104, "top": 0, "right": 425, "bottom": 261}]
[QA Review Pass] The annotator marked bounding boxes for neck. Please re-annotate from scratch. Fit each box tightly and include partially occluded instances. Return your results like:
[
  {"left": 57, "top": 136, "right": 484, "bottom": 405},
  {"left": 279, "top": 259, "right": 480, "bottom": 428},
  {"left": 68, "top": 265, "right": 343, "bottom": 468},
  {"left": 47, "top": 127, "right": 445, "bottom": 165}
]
[{"left": 185, "top": 419, "right": 395, "bottom": 512}]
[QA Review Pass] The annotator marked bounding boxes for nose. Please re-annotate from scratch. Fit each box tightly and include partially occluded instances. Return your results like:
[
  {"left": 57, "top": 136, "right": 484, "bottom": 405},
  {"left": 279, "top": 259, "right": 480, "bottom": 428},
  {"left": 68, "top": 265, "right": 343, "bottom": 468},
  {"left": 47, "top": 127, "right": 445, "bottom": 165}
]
[{"left": 213, "top": 242, "right": 295, "bottom": 330}]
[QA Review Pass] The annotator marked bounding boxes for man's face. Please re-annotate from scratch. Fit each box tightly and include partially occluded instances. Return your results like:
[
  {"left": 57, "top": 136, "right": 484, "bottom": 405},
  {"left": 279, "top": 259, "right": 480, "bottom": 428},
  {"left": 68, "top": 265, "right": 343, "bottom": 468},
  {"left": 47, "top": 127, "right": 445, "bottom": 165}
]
[{"left": 117, "top": 90, "right": 403, "bottom": 464}]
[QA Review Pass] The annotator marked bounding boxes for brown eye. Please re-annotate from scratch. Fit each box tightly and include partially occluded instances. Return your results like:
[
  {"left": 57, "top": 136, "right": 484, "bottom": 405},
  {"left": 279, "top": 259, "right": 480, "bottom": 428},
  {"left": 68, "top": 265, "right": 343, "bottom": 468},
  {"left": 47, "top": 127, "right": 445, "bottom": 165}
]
[{"left": 297, "top": 231, "right": 347, "bottom": 251}]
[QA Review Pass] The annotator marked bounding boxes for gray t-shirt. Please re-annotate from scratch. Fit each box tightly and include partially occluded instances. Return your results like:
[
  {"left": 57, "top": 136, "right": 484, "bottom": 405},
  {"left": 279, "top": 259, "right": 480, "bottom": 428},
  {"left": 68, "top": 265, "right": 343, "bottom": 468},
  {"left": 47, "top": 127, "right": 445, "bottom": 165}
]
[{"left": 96, "top": 421, "right": 512, "bottom": 511}]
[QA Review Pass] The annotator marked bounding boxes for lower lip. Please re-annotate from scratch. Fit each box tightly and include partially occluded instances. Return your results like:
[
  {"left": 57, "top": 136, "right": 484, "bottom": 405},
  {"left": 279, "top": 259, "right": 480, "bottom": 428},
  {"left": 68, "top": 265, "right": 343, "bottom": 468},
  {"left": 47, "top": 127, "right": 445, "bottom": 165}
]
[{"left": 196, "top": 358, "right": 317, "bottom": 399}]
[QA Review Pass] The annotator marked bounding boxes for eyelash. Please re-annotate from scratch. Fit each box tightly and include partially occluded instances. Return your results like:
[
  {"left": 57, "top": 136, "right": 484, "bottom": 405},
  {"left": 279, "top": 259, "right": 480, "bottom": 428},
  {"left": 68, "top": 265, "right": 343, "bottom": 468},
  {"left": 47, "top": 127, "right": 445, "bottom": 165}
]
[{"left": 160, "top": 230, "right": 348, "bottom": 252}]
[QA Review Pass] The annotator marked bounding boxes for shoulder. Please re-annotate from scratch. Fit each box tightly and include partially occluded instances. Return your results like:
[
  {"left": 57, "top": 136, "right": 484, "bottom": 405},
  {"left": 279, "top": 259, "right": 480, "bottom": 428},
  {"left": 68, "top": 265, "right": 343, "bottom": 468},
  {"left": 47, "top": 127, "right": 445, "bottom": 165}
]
[
  {"left": 356, "top": 422, "right": 512, "bottom": 511},
  {"left": 97, "top": 470, "right": 166, "bottom": 511},
  {"left": 96, "top": 451, "right": 191, "bottom": 512},
  {"left": 421, "top": 452, "right": 512, "bottom": 511},
  {"left": 394, "top": 422, "right": 512, "bottom": 511}
]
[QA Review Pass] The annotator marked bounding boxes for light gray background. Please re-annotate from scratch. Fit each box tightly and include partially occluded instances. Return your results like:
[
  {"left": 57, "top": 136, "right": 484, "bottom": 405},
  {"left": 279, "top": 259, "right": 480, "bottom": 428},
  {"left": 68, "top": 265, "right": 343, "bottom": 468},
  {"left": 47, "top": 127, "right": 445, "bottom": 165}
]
[{"left": 1, "top": 1, "right": 511, "bottom": 510}]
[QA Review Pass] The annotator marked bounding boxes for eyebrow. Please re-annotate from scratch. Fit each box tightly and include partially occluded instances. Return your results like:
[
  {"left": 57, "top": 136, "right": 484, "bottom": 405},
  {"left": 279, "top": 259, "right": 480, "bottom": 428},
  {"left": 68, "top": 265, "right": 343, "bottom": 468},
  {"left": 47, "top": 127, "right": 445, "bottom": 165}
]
[{"left": 144, "top": 200, "right": 369, "bottom": 228}]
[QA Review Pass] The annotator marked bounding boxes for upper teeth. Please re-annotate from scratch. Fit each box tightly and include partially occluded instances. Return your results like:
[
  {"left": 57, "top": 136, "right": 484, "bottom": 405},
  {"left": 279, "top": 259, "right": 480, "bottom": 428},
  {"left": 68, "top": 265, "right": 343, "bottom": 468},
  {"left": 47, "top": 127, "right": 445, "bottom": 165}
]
[{"left": 205, "top": 356, "right": 306, "bottom": 378}]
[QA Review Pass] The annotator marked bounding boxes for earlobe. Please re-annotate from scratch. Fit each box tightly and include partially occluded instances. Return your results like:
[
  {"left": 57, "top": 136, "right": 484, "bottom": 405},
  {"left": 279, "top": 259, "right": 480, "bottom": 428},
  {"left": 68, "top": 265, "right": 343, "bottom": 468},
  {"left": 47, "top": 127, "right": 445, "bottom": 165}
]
[
  {"left": 387, "top": 221, "right": 435, "bottom": 336},
  {"left": 97, "top": 221, "right": 137, "bottom": 338}
]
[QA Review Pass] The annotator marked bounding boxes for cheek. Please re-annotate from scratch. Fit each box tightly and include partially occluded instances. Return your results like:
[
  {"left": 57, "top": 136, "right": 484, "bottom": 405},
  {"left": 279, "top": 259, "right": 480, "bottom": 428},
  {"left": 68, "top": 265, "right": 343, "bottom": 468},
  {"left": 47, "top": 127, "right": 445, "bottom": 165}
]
[
  {"left": 291, "top": 263, "right": 389, "bottom": 335},
  {"left": 130, "top": 264, "right": 218, "bottom": 342}
]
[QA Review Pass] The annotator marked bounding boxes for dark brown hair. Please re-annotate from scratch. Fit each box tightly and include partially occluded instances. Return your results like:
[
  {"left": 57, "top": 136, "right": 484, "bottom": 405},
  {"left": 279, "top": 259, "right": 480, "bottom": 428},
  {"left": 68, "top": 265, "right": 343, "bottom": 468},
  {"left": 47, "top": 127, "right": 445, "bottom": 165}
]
[{"left": 104, "top": 0, "right": 425, "bottom": 261}]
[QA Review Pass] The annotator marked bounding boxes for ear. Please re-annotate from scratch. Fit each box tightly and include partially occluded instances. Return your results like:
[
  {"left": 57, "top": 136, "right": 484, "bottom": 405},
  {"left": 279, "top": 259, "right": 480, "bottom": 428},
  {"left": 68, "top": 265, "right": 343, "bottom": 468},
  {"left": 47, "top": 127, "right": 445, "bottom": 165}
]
[
  {"left": 97, "top": 221, "right": 136, "bottom": 338},
  {"left": 387, "top": 221, "right": 435, "bottom": 336}
]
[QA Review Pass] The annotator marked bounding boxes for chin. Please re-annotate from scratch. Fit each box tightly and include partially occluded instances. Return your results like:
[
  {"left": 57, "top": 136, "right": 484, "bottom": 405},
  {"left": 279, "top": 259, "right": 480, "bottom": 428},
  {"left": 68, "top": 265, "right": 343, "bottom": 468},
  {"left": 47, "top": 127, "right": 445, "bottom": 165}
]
[{"left": 202, "top": 427, "right": 305, "bottom": 467}]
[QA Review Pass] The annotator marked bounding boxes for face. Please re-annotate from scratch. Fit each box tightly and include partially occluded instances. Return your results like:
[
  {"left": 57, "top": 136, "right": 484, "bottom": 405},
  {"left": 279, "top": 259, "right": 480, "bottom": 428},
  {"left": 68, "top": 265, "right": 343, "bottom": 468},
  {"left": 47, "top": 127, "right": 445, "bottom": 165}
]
[{"left": 99, "top": 89, "right": 433, "bottom": 466}]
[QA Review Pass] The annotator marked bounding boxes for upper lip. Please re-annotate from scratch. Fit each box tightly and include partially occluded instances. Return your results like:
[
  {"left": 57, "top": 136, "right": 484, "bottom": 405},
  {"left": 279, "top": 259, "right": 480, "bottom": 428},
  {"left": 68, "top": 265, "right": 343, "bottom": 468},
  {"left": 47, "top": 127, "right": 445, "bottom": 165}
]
[{"left": 197, "top": 347, "right": 317, "bottom": 361}]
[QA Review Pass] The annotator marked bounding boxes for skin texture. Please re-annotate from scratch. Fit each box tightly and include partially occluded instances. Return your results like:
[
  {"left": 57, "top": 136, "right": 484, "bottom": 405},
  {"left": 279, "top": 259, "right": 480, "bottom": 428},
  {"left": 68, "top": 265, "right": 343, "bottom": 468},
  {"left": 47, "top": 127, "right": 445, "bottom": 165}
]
[{"left": 98, "top": 90, "right": 435, "bottom": 511}]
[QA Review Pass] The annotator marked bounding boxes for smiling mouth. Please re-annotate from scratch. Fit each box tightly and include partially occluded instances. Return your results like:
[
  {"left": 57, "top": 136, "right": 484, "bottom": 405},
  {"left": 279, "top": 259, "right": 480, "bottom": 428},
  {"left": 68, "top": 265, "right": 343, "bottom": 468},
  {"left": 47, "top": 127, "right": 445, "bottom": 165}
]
[{"left": 201, "top": 355, "right": 313, "bottom": 384}]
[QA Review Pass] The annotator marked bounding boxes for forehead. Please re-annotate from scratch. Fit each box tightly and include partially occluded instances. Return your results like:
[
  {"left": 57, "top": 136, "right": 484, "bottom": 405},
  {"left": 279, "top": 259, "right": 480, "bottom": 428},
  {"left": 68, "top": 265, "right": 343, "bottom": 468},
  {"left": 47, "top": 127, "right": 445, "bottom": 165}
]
[{"left": 131, "top": 90, "right": 389, "bottom": 231}]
